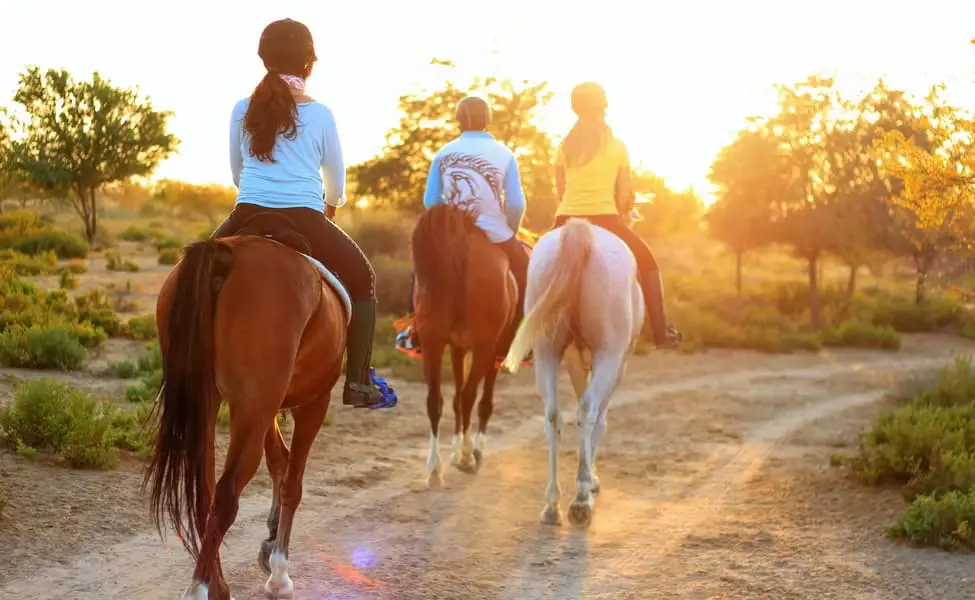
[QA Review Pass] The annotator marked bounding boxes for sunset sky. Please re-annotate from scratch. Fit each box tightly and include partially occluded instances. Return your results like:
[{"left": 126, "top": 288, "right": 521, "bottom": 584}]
[{"left": 1, "top": 0, "right": 973, "bottom": 203}]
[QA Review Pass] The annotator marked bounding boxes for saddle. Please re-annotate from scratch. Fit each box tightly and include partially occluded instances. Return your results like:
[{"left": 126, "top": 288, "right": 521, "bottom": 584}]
[{"left": 224, "top": 212, "right": 353, "bottom": 324}]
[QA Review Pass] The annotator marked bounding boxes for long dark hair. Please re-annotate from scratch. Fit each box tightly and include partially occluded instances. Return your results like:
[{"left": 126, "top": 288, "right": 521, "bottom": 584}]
[
  {"left": 243, "top": 19, "right": 317, "bottom": 162},
  {"left": 562, "top": 82, "right": 612, "bottom": 168}
]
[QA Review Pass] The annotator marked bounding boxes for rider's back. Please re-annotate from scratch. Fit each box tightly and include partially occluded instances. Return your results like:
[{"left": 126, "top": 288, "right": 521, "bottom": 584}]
[
  {"left": 555, "top": 135, "right": 629, "bottom": 218},
  {"left": 230, "top": 97, "right": 345, "bottom": 212}
]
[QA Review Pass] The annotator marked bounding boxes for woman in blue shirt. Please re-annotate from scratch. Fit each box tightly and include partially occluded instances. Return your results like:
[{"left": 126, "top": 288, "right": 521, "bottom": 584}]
[{"left": 211, "top": 18, "right": 393, "bottom": 408}]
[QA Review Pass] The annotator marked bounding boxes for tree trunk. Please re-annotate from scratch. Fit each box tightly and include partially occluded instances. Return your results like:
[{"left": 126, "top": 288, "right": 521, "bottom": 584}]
[
  {"left": 913, "top": 253, "right": 934, "bottom": 305},
  {"left": 808, "top": 255, "right": 821, "bottom": 329},
  {"left": 735, "top": 248, "right": 743, "bottom": 296},
  {"left": 847, "top": 263, "right": 858, "bottom": 298}
]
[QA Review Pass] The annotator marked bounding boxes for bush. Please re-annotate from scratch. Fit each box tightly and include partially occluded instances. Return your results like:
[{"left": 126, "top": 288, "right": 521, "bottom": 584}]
[
  {"left": 157, "top": 247, "right": 181, "bottom": 265},
  {"left": 0, "top": 378, "right": 120, "bottom": 469},
  {"left": 821, "top": 320, "right": 901, "bottom": 350},
  {"left": 118, "top": 225, "right": 163, "bottom": 242},
  {"left": 123, "top": 314, "right": 157, "bottom": 341},
  {"left": 153, "top": 236, "right": 182, "bottom": 251},
  {"left": 887, "top": 490, "right": 975, "bottom": 550},
  {"left": 839, "top": 356, "right": 975, "bottom": 550},
  {"left": 0, "top": 324, "right": 89, "bottom": 370},
  {"left": 373, "top": 255, "right": 412, "bottom": 316},
  {"left": 12, "top": 229, "right": 89, "bottom": 259},
  {"left": 58, "top": 269, "right": 78, "bottom": 290},
  {"left": 105, "top": 251, "right": 140, "bottom": 272},
  {"left": 0, "top": 249, "right": 59, "bottom": 276},
  {"left": 124, "top": 342, "right": 163, "bottom": 402},
  {"left": 346, "top": 212, "right": 413, "bottom": 261}
]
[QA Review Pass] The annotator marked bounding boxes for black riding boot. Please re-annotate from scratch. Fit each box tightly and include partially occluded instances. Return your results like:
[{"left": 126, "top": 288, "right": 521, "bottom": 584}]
[{"left": 641, "top": 268, "right": 682, "bottom": 349}]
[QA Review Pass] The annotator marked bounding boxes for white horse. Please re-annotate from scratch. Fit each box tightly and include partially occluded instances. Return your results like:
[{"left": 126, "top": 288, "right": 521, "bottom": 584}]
[{"left": 502, "top": 217, "right": 644, "bottom": 527}]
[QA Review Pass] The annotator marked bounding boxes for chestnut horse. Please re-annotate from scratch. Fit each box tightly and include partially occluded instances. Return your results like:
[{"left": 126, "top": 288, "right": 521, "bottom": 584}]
[
  {"left": 145, "top": 222, "right": 348, "bottom": 599},
  {"left": 412, "top": 203, "right": 522, "bottom": 488}
]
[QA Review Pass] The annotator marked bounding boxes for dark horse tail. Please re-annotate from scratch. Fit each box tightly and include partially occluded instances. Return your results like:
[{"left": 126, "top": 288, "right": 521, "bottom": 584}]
[
  {"left": 143, "top": 240, "right": 234, "bottom": 558},
  {"left": 412, "top": 203, "right": 480, "bottom": 326}
]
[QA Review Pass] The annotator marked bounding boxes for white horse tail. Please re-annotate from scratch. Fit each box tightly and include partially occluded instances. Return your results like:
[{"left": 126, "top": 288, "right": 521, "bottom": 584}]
[{"left": 503, "top": 218, "right": 594, "bottom": 373}]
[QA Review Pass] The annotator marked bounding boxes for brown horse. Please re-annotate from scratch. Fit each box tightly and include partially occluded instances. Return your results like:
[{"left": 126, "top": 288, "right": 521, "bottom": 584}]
[
  {"left": 412, "top": 203, "right": 522, "bottom": 488},
  {"left": 144, "top": 219, "right": 348, "bottom": 600}
]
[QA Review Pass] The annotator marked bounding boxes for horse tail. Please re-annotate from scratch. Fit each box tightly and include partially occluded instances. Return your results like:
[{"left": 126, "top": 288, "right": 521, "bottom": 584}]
[
  {"left": 503, "top": 218, "right": 593, "bottom": 373},
  {"left": 144, "top": 239, "right": 234, "bottom": 558},
  {"left": 411, "top": 203, "right": 479, "bottom": 325}
]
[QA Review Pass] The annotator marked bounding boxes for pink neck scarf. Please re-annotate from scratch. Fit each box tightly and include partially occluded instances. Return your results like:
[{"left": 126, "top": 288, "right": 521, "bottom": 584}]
[{"left": 278, "top": 74, "right": 306, "bottom": 92}]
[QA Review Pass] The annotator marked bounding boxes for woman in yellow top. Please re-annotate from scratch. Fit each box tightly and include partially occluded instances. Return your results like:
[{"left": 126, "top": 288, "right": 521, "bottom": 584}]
[{"left": 553, "top": 82, "right": 681, "bottom": 349}]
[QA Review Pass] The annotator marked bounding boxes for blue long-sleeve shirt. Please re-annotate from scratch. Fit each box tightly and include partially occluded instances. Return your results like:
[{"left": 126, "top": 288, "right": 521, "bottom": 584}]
[
  {"left": 229, "top": 97, "right": 346, "bottom": 211},
  {"left": 423, "top": 131, "right": 526, "bottom": 242}
]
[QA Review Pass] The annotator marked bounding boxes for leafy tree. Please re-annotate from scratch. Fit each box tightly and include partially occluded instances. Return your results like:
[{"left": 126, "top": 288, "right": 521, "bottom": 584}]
[
  {"left": 152, "top": 180, "right": 236, "bottom": 225},
  {"left": 707, "top": 128, "right": 784, "bottom": 293},
  {"left": 350, "top": 61, "right": 557, "bottom": 226},
  {"left": 631, "top": 170, "right": 703, "bottom": 239},
  {"left": 102, "top": 180, "right": 153, "bottom": 213},
  {"left": 6, "top": 66, "right": 178, "bottom": 241},
  {"left": 873, "top": 85, "right": 974, "bottom": 302}
]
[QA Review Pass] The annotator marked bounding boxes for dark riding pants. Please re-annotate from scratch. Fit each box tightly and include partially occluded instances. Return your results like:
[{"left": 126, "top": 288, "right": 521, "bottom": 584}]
[{"left": 210, "top": 202, "right": 375, "bottom": 301}]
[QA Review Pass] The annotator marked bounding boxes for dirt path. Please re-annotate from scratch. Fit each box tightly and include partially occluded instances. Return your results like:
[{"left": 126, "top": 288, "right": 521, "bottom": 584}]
[{"left": 1, "top": 334, "right": 974, "bottom": 599}]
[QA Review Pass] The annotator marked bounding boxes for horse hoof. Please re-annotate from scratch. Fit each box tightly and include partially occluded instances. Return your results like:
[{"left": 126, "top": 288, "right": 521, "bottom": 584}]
[
  {"left": 427, "top": 470, "right": 445, "bottom": 490},
  {"left": 540, "top": 504, "right": 563, "bottom": 526},
  {"left": 456, "top": 454, "right": 478, "bottom": 474},
  {"left": 264, "top": 577, "right": 294, "bottom": 599},
  {"left": 473, "top": 448, "right": 484, "bottom": 470},
  {"left": 449, "top": 452, "right": 460, "bottom": 466},
  {"left": 568, "top": 501, "right": 593, "bottom": 528},
  {"left": 592, "top": 475, "right": 601, "bottom": 494},
  {"left": 258, "top": 540, "right": 274, "bottom": 574}
]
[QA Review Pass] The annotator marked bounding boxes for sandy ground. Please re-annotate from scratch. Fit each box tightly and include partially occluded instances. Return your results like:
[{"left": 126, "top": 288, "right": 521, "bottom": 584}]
[{"left": 1, "top": 333, "right": 974, "bottom": 599}]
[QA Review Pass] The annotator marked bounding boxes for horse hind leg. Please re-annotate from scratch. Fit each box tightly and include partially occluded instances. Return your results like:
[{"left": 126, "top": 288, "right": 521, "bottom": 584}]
[
  {"left": 264, "top": 393, "right": 330, "bottom": 599},
  {"left": 456, "top": 344, "right": 493, "bottom": 474},
  {"left": 569, "top": 352, "right": 623, "bottom": 528},
  {"left": 535, "top": 343, "right": 564, "bottom": 525},
  {"left": 258, "top": 417, "right": 290, "bottom": 574},
  {"left": 424, "top": 336, "right": 449, "bottom": 489},
  {"left": 448, "top": 345, "right": 466, "bottom": 469},
  {"left": 186, "top": 402, "right": 274, "bottom": 600},
  {"left": 473, "top": 362, "right": 499, "bottom": 472}
]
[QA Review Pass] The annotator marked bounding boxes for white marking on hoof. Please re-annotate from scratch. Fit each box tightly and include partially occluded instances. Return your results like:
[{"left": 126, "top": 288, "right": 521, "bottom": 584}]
[
  {"left": 449, "top": 434, "right": 461, "bottom": 465},
  {"left": 456, "top": 433, "right": 478, "bottom": 473},
  {"left": 264, "top": 550, "right": 294, "bottom": 598},
  {"left": 426, "top": 433, "right": 443, "bottom": 487},
  {"left": 473, "top": 431, "right": 486, "bottom": 470},
  {"left": 568, "top": 495, "right": 594, "bottom": 528},
  {"left": 540, "top": 504, "right": 563, "bottom": 525},
  {"left": 182, "top": 580, "right": 208, "bottom": 600},
  {"left": 592, "top": 474, "right": 601, "bottom": 494}
]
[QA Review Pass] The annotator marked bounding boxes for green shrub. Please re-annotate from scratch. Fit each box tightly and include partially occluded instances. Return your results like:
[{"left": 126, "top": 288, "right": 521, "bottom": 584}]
[
  {"left": 0, "top": 249, "right": 59, "bottom": 276},
  {"left": 153, "top": 236, "right": 182, "bottom": 251},
  {"left": 123, "top": 314, "right": 157, "bottom": 341},
  {"left": 347, "top": 212, "right": 413, "bottom": 260},
  {"left": 108, "top": 359, "right": 139, "bottom": 378},
  {"left": 118, "top": 225, "right": 163, "bottom": 242},
  {"left": 157, "top": 247, "right": 181, "bottom": 265},
  {"left": 372, "top": 255, "right": 412, "bottom": 316},
  {"left": 0, "top": 378, "right": 120, "bottom": 469},
  {"left": 58, "top": 269, "right": 78, "bottom": 290},
  {"left": 12, "top": 229, "right": 89, "bottom": 259},
  {"left": 887, "top": 489, "right": 975, "bottom": 550},
  {"left": 0, "top": 324, "right": 89, "bottom": 370},
  {"left": 105, "top": 251, "right": 140, "bottom": 272},
  {"left": 821, "top": 320, "right": 901, "bottom": 350}
]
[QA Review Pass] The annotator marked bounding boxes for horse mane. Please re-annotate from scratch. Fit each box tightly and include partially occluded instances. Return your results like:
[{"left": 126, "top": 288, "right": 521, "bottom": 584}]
[{"left": 411, "top": 203, "right": 483, "bottom": 327}]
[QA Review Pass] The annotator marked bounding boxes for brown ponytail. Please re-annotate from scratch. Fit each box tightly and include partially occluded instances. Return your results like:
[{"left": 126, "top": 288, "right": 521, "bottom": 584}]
[
  {"left": 242, "top": 18, "right": 317, "bottom": 163},
  {"left": 243, "top": 73, "right": 298, "bottom": 163}
]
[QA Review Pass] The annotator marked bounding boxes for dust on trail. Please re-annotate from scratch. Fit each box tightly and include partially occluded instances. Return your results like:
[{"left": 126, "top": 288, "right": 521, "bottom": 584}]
[{"left": 1, "top": 335, "right": 974, "bottom": 600}]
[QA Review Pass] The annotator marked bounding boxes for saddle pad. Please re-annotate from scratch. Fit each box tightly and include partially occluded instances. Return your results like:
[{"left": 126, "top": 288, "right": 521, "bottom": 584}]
[{"left": 299, "top": 253, "right": 353, "bottom": 325}]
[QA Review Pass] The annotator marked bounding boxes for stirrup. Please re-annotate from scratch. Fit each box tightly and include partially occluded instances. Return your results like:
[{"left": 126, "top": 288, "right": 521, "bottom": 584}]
[{"left": 344, "top": 369, "right": 398, "bottom": 409}]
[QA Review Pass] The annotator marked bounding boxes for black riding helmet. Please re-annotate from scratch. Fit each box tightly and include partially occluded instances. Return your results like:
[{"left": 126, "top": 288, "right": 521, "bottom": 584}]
[{"left": 455, "top": 96, "right": 492, "bottom": 131}]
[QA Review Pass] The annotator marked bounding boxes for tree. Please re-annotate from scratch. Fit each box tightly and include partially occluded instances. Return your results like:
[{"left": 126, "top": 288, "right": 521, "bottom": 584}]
[
  {"left": 152, "top": 180, "right": 236, "bottom": 225},
  {"left": 707, "top": 128, "right": 783, "bottom": 293},
  {"left": 631, "top": 170, "right": 703, "bottom": 239},
  {"left": 6, "top": 66, "right": 178, "bottom": 241},
  {"left": 350, "top": 61, "right": 557, "bottom": 226},
  {"left": 102, "top": 180, "right": 153, "bottom": 213},
  {"left": 873, "top": 85, "right": 975, "bottom": 302}
]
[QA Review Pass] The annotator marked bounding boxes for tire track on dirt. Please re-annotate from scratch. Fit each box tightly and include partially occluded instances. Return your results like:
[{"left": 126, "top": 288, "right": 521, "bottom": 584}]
[{"left": 0, "top": 353, "right": 952, "bottom": 599}]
